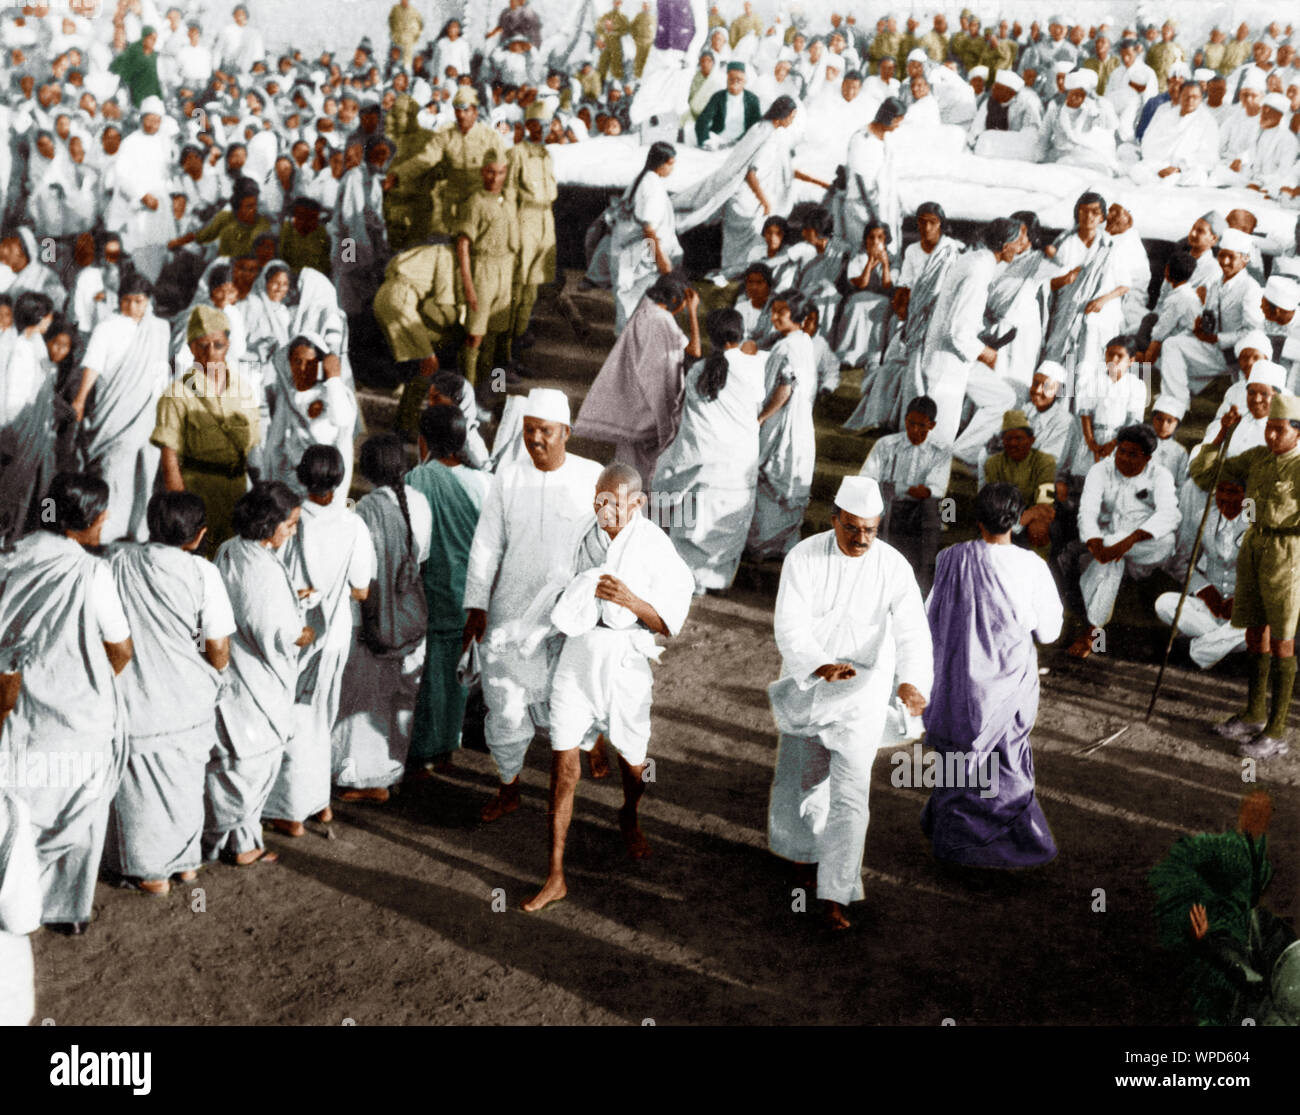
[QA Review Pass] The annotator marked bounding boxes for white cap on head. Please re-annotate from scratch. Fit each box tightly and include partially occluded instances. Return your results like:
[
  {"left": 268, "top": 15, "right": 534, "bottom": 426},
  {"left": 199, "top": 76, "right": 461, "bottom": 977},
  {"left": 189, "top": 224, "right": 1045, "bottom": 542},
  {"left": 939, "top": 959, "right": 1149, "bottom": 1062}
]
[
  {"left": 994, "top": 70, "right": 1024, "bottom": 91},
  {"left": 834, "top": 475, "right": 883, "bottom": 520},
  {"left": 1064, "top": 70, "right": 1088, "bottom": 90},
  {"left": 1263, "top": 91, "right": 1290, "bottom": 113},
  {"left": 1264, "top": 275, "right": 1300, "bottom": 312},
  {"left": 1194, "top": 67, "right": 1218, "bottom": 82},
  {"left": 524, "top": 387, "right": 571, "bottom": 426},
  {"left": 907, "top": 48, "right": 928, "bottom": 63},
  {"left": 1054, "top": 60, "right": 1075, "bottom": 74},
  {"left": 139, "top": 95, "right": 165, "bottom": 116},
  {"left": 1167, "top": 61, "right": 1191, "bottom": 79},
  {"left": 969, "top": 65, "right": 989, "bottom": 79},
  {"left": 1127, "top": 63, "right": 1154, "bottom": 87},
  {"left": 1035, "top": 359, "right": 1067, "bottom": 384},
  {"left": 1240, "top": 67, "right": 1267, "bottom": 92},
  {"left": 1249, "top": 360, "right": 1287, "bottom": 390},
  {"left": 1219, "top": 227, "right": 1254, "bottom": 255},
  {"left": 1151, "top": 394, "right": 1186, "bottom": 421},
  {"left": 1235, "top": 329, "right": 1272, "bottom": 357}
]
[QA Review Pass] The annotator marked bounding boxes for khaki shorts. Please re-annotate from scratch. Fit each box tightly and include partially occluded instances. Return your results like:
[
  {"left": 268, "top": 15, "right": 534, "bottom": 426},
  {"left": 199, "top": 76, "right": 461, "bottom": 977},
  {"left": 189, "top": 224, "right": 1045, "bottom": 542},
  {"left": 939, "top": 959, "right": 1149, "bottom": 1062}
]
[
  {"left": 465, "top": 256, "right": 515, "bottom": 336},
  {"left": 1232, "top": 529, "right": 1300, "bottom": 636}
]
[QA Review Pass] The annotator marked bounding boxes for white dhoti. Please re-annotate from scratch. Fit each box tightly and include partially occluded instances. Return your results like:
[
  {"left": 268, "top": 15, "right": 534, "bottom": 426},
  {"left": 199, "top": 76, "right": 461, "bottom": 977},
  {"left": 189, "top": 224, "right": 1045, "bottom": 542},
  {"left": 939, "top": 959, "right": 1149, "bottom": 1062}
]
[
  {"left": 549, "top": 628, "right": 655, "bottom": 767},
  {"left": 1159, "top": 334, "right": 1231, "bottom": 406},
  {"left": 1080, "top": 534, "right": 1176, "bottom": 626},
  {"left": 1154, "top": 593, "right": 1247, "bottom": 668},
  {"left": 950, "top": 366, "right": 1020, "bottom": 466},
  {"left": 480, "top": 638, "right": 552, "bottom": 782}
]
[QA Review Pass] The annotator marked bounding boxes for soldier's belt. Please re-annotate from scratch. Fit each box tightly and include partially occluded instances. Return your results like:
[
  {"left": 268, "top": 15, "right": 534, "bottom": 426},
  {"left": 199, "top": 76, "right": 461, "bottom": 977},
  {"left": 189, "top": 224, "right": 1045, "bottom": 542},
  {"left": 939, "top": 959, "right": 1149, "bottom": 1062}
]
[
  {"left": 1254, "top": 524, "right": 1300, "bottom": 537},
  {"left": 182, "top": 456, "right": 246, "bottom": 478},
  {"left": 519, "top": 201, "right": 551, "bottom": 209}
]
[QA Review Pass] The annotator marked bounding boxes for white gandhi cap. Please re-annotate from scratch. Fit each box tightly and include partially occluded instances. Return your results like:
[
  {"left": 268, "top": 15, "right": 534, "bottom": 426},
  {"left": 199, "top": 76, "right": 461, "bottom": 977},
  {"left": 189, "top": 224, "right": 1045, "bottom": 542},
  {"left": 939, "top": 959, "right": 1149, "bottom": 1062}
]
[
  {"left": 1151, "top": 395, "right": 1186, "bottom": 421},
  {"left": 1264, "top": 276, "right": 1300, "bottom": 312},
  {"left": 834, "top": 475, "right": 884, "bottom": 519},
  {"left": 524, "top": 387, "right": 571, "bottom": 426},
  {"left": 1249, "top": 360, "right": 1287, "bottom": 391},
  {"left": 1218, "top": 228, "right": 1254, "bottom": 255}
]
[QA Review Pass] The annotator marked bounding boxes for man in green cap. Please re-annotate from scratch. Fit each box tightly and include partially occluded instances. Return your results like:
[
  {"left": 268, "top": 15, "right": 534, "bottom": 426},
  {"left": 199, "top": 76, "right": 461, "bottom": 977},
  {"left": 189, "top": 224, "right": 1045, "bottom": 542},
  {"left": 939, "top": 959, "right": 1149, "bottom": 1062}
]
[
  {"left": 984, "top": 410, "right": 1058, "bottom": 551},
  {"left": 151, "top": 305, "right": 262, "bottom": 555},
  {"left": 1195, "top": 394, "right": 1300, "bottom": 760},
  {"left": 383, "top": 86, "right": 506, "bottom": 238},
  {"left": 505, "top": 101, "right": 557, "bottom": 373},
  {"left": 456, "top": 158, "right": 519, "bottom": 397}
]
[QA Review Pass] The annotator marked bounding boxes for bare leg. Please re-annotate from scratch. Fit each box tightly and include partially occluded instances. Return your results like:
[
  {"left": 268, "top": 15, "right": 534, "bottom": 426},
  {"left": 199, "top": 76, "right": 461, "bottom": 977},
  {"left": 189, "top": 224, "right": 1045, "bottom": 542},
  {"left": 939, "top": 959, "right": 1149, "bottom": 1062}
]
[
  {"left": 480, "top": 776, "right": 521, "bottom": 822},
  {"left": 822, "top": 900, "right": 851, "bottom": 930},
  {"left": 522, "top": 749, "right": 581, "bottom": 912},
  {"left": 617, "top": 753, "right": 651, "bottom": 859},
  {"left": 588, "top": 733, "right": 611, "bottom": 779}
]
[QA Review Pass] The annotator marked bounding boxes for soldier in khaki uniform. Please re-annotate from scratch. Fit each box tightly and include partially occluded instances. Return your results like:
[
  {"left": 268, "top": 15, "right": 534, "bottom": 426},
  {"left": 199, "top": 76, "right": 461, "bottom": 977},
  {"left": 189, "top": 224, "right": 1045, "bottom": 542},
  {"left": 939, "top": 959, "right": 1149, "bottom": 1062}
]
[
  {"left": 151, "top": 305, "right": 262, "bottom": 555},
  {"left": 505, "top": 102, "right": 557, "bottom": 372},
  {"left": 595, "top": 0, "right": 631, "bottom": 87},
  {"left": 383, "top": 87, "right": 506, "bottom": 240},
  {"left": 456, "top": 158, "right": 519, "bottom": 396},
  {"left": 388, "top": 0, "right": 423, "bottom": 71},
  {"left": 375, "top": 242, "right": 461, "bottom": 433},
  {"left": 631, "top": 2, "right": 656, "bottom": 79},
  {"left": 1196, "top": 394, "right": 1300, "bottom": 760},
  {"left": 382, "top": 94, "right": 438, "bottom": 250}
]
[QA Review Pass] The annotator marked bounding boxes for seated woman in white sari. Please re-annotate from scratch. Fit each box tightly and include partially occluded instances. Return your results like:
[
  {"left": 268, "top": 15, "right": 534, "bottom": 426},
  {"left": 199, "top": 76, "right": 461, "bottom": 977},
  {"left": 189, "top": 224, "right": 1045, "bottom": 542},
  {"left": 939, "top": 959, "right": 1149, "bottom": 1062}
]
[
  {"left": 269, "top": 446, "right": 374, "bottom": 835},
  {"left": 208, "top": 482, "right": 312, "bottom": 866},
  {"left": 901, "top": 74, "right": 942, "bottom": 132},
  {"left": 833, "top": 219, "right": 894, "bottom": 371},
  {"left": 655, "top": 308, "right": 767, "bottom": 593},
  {"left": 332, "top": 434, "right": 432, "bottom": 801},
  {"left": 263, "top": 333, "right": 358, "bottom": 502},
  {"left": 747, "top": 289, "right": 818, "bottom": 560},
  {"left": 609, "top": 142, "right": 681, "bottom": 334},
  {"left": 792, "top": 205, "right": 849, "bottom": 343}
]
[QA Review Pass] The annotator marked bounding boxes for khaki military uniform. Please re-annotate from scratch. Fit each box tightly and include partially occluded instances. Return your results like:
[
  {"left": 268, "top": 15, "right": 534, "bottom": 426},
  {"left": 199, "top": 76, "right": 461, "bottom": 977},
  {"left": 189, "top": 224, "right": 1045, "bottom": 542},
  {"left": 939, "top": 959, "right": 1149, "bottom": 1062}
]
[
  {"left": 1083, "top": 54, "right": 1121, "bottom": 96},
  {"left": 278, "top": 224, "right": 333, "bottom": 277},
  {"left": 151, "top": 366, "right": 262, "bottom": 554},
  {"left": 918, "top": 30, "right": 948, "bottom": 63},
  {"left": 388, "top": 3, "right": 424, "bottom": 70},
  {"left": 867, "top": 30, "right": 902, "bottom": 75},
  {"left": 390, "top": 122, "right": 507, "bottom": 239},
  {"left": 195, "top": 210, "right": 273, "bottom": 259},
  {"left": 1202, "top": 41, "right": 1227, "bottom": 75},
  {"left": 1191, "top": 443, "right": 1300, "bottom": 634},
  {"left": 505, "top": 140, "right": 556, "bottom": 351},
  {"left": 457, "top": 186, "right": 519, "bottom": 339},
  {"left": 632, "top": 9, "right": 656, "bottom": 78},
  {"left": 730, "top": 13, "right": 763, "bottom": 48},
  {"left": 1145, "top": 41, "right": 1186, "bottom": 91},
  {"left": 1221, "top": 39, "right": 1252, "bottom": 74},
  {"left": 596, "top": 9, "right": 632, "bottom": 85},
  {"left": 375, "top": 243, "right": 460, "bottom": 362}
]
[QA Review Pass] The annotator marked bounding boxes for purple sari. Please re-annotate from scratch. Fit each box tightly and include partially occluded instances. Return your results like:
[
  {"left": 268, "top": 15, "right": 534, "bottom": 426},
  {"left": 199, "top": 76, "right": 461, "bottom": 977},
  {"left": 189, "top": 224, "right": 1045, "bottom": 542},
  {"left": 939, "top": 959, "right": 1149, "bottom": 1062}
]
[{"left": 920, "top": 541, "right": 1057, "bottom": 867}]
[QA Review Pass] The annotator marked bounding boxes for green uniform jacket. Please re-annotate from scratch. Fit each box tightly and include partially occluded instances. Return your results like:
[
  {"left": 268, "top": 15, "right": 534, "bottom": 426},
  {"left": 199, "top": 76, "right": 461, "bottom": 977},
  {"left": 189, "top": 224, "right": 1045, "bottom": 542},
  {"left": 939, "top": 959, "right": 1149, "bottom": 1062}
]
[
  {"left": 195, "top": 209, "right": 273, "bottom": 259},
  {"left": 986, "top": 448, "right": 1057, "bottom": 509}
]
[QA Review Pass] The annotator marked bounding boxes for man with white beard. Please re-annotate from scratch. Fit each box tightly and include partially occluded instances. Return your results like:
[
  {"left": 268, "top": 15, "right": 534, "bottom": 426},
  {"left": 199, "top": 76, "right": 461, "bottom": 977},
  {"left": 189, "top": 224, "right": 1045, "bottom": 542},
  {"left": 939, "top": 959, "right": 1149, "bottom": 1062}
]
[
  {"left": 105, "top": 95, "right": 173, "bottom": 284},
  {"left": 767, "top": 475, "right": 930, "bottom": 931},
  {"left": 461, "top": 389, "right": 603, "bottom": 823}
]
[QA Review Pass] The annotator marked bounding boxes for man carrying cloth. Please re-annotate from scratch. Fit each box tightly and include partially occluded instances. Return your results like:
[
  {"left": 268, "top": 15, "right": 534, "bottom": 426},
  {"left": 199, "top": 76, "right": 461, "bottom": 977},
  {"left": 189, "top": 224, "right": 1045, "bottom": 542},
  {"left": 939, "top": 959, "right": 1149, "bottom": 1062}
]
[
  {"left": 766, "top": 475, "right": 931, "bottom": 931},
  {"left": 1199, "top": 395, "right": 1300, "bottom": 760},
  {"left": 521, "top": 463, "right": 694, "bottom": 912}
]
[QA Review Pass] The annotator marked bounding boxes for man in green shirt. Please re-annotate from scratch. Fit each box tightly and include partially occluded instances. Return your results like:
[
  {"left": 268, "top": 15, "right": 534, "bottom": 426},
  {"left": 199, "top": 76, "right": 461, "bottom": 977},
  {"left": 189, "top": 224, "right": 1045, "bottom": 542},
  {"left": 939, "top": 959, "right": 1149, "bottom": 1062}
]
[
  {"left": 1196, "top": 394, "right": 1300, "bottom": 759},
  {"left": 170, "top": 177, "right": 270, "bottom": 259},
  {"left": 985, "top": 410, "right": 1057, "bottom": 551},
  {"left": 278, "top": 197, "right": 333, "bottom": 276}
]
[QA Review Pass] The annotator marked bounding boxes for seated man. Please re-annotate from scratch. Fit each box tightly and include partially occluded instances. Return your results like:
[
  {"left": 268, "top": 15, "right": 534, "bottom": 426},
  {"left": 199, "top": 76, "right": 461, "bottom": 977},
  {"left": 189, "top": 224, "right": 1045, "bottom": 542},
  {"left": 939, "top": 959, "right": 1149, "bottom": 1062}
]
[
  {"left": 858, "top": 395, "right": 949, "bottom": 591},
  {"left": 694, "top": 61, "right": 760, "bottom": 149},
  {"left": 984, "top": 409, "right": 1056, "bottom": 551},
  {"left": 1154, "top": 479, "right": 1248, "bottom": 669},
  {"left": 1132, "top": 74, "right": 1219, "bottom": 186},
  {"left": 967, "top": 70, "right": 1043, "bottom": 156},
  {"left": 1063, "top": 423, "right": 1180, "bottom": 658}
]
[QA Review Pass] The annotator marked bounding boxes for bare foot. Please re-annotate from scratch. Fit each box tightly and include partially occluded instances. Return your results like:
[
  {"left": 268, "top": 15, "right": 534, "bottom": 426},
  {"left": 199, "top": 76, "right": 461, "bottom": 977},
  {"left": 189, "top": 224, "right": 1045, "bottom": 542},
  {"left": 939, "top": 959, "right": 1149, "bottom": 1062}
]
[
  {"left": 480, "top": 781, "right": 520, "bottom": 823},
  {"left": 521, "top": 875, "right": 568, "bottom": 912},
  {"left": 338, "top": 786, "right": 390, "bottom": 803},
  {"left": 267, "top": 818, "right": 305, "bottom": 837},
  {"left": 588, "top": 734, "right": 611, "bottom": 779},
  {"left": 822, "top": 900, "right": 851, "bottom": 931},
  {"left": 136, "top": 878, "right": 170, "bottom": 896},
  {"left": 1066, "top": 630, "right": 1096, "bottom": 659},
  {"left": 619, "top": 806, "right": 652, "bottom": 859},
  {"left": 175, "top": 870, "right": 198, "bottom": 882},
  {"left": 232, "top": 848, "right": 280, "bottom": 867},
  {"left": 793, "top": 861, "right": 818, "bottom": 892},
  {"left": 313, "top": 806, "right": 333, "bottom": 823}
]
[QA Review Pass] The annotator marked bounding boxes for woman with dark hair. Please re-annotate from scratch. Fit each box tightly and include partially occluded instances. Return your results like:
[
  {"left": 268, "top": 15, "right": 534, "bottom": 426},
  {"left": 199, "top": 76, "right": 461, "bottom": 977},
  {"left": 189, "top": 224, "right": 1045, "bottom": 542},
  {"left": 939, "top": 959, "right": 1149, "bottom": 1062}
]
[
  {"left": 655, "top": 308, "right": 767, "bottom": 593},
  {"left": 0, "top": 292, "right": 57, "bottom": 544},
  {"left": 263, "top": 332, "right": 358, "bottom": 500},
  {"left": 834, "top": 218, "right": 895, "bottom": 369},
  {"left": 334, "top": 434, "right": 435, "bottom": 798},
  {"left": 793, "top": 204, "right": 849, "bottom": 342},
  {"left": 610, "top": 140, "right": 680, "bottom": 332},
  {"left": 105, "top": 491, "right": 233, "bottom": 895},
  {"left": 1044, "top": 190, "right": 1127, "bottom": 384},
  {"left": 431, "top": 18, "right": 471, "bottom": 80},
  {"left": 747, "top": 288, "right": 818, "bottom": 559},
  {"left": 976, "top": 210, "right": 1053, "bottom": 409},
  {"left": 0, "top": 472, "right": 131, "bottom": 934},
  {"left": 207, "top": 481, "right": 313, "bottom": 865},
  {"left": 269, "top": 446, "right": 374, "bottom": 835},
  {"left": 406, "top": 405, "right": 491, "bottom": 774},
  {"left": 168, "top": 257, "right": 249, "bottom": 374},
  {"left": 920, "top": 481, "right": 1062, "bottom": 870},
  {"left": 574, "top": 271, "right": 702, "bottom": 487},
  {"left": 735, "top": 261, "right": 774, "bottom": 342}
]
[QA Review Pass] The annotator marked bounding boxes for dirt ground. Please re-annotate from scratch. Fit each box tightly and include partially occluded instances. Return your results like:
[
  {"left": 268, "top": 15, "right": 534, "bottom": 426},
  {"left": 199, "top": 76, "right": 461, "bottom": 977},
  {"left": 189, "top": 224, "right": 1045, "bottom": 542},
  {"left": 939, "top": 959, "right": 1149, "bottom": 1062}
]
[{"left": 31, "top": 586, "right": 1299, "bottom": 1026}]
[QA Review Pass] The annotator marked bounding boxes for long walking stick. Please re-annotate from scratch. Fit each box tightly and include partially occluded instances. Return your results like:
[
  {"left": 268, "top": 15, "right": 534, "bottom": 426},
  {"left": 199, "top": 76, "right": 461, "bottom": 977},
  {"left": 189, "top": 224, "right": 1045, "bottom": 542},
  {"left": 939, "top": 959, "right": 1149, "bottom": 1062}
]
[{"left": 1144, "top": 420, "right": 1238, "bottom": 721}]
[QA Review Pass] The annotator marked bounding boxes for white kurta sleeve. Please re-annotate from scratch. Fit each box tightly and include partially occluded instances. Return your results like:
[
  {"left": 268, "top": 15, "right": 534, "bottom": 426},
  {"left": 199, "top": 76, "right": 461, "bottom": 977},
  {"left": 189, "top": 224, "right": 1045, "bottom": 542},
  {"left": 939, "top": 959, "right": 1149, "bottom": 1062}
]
[
  {"left": 462, "top": 471, "right": 507, "bottom": 613},
  {"left": 887, "top": 553, "right": 933, "bottom": 698},
  {"left": 1138, "top": 463, "right": 1180, "bottom": 539},
  {"left": 1077, "top": 462, "right": 1106, "bottom": 542},
  {"left": 773, "top": 545, "right": 834, "bottom": 683}
]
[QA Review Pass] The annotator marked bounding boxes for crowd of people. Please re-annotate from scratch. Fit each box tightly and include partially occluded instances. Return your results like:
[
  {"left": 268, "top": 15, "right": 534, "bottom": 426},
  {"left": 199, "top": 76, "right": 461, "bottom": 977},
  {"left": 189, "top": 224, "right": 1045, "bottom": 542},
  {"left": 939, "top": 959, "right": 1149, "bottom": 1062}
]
[{"left": 2, "top": 2, "right": 1300, "bottom": 1022}]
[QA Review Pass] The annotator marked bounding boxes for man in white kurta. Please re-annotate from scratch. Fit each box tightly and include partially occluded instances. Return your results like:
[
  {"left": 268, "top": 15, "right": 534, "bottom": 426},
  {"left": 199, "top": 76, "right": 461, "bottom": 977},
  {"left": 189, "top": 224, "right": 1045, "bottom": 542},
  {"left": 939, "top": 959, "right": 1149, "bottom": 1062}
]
[
  {"left": 106, "top": 97, "right": 174, "bottom": 284},
  {"left": 1134, "top": 82, "right": 1220, "bottom": 186},
  {"left": 966, "top": 70, "right": 1043, "bottom": 156},
  {"left": 462, "top": 389, "right": 604, "bottom": 821},
  {"left": 839, "top": 99, "right": 904, "bottom": 252},
  {"left": 767, "top": 476, "right": 931, "bottom": 930}
]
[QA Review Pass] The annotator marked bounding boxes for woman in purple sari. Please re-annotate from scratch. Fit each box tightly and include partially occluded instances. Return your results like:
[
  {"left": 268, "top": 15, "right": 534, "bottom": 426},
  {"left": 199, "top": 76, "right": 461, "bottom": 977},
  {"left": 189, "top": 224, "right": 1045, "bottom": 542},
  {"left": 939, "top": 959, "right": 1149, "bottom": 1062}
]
[{"left": 921, "top": 483, "right": 1063, "bottom": 867}]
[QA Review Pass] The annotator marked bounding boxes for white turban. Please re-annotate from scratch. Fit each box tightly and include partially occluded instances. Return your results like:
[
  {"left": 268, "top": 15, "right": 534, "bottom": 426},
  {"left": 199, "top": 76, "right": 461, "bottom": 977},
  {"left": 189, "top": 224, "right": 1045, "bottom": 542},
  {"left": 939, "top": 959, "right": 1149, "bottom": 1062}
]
[
  {"left": 1167, "top": 61, "right": 1191, "bottom": 80},
  {"left": 1263, "top": 276, "right": 1300, "bottom": 312},
  {"left": 139, "top": 95, "right": 165, "bottom": 117},
  {"left": 1240, "top": 68, "right": 1267, "bottom": 92},
  {"left": 994, "top": 70, "right": 1024, "bottom": 91},
  {"left": 833, "top": 476, "right": 883, "bottom": 520},
  {"left": 1064, "top": 70, "right": 1088, "bottom": 90},
  {"left": 907, "top": 48, "right": 928, "bottom": 63},
  {"left": 1234, "top": 329, "right": 1273, "bottom": 357},
  {"left": 1194, "top": 67, "right": 1218, "bottom": 82},
  {"left": 1250, "top": 361, "right": 1287, "bottom": 391},
  {"left": 1126, "top": 63, "right": 1155, "bottom": 88},
  {"left": 524, "top": 387, "right": 571, "bottom": 426},
  {"left": 968, "top": 65, "right": 989, "bottom": 80},
  {"left": 1263, "top": 92, "right": 1290, "bottom": 114}
]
